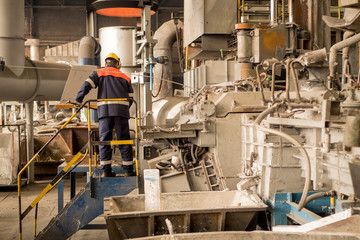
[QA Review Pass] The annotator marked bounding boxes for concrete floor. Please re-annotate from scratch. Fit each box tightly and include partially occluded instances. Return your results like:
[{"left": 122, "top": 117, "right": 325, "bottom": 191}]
[{"left": 0, "top": 174, "right": 109, "bottom": 240}]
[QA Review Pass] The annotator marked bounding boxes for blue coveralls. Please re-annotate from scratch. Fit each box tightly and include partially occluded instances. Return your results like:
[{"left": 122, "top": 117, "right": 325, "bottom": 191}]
[{"left": 75, "top": 65, "right": 134, "bottom": 173}]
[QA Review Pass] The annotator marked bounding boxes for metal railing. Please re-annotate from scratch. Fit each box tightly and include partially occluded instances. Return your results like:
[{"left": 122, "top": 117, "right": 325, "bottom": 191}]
[{"left": 17, "top": 98, "right": 139, "bottom": 240}]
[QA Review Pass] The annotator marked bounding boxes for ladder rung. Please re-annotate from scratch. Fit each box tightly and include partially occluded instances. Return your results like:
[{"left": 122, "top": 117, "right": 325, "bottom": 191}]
[{"left": 91, "top": 140, "right": 134, "bottom": 146}]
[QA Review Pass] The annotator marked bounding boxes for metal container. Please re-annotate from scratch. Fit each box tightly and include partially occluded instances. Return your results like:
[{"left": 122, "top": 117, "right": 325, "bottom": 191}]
[
  {"left": 99, "top": 26, "right": 138, "bottom": 69},
  {"left": 184, "top": 0, "right": 237, "bottom": 46},
  {"left": 104, "top": 191, "right": 267, "bottom": 239},
  {"left": 237, "top": 31, "right": 252, "bottom": 62}
]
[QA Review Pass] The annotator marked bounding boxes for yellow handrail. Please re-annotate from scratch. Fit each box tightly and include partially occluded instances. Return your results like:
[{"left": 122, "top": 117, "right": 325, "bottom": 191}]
[
  {"left": 18, "top": 97, "right": 140, "bottom": 240},
  {"left": 93, "top": 98, "right": 139, "bottom": 176},
  {"left": 17, "top": 101, "right": 90, "bottom": 240}
]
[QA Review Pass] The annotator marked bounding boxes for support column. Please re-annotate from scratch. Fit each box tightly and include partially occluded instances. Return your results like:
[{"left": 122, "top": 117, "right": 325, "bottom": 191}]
[
  {"left": 86, "top": 11, "right": 97, "bottom": 37},
  {"left": 25, "top": 38, "right": 40, "bottom": 61},
  {"left": 25, "top": 102, "right": 34, "bottom": 183}
]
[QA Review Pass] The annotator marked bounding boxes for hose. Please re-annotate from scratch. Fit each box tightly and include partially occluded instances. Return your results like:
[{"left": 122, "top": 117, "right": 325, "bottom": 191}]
[
  {"left": 256, "top": 64, "right": 267, "bottom": 104},
  {"left": 330, "top": 32, "right": 360, "bottom": 78},
  {"left": 254, "top": 103, "right": 311, "bottom": 211},
  {"left": 152, "top": 64, "right": 163, "bottom": 98},
  {"left": 285, "top": 60, "right": 291, "bottom": 101},
  {"left": 290, "top": 61, "right": 302, "bottom": 103},
  {"left": 302, "top": 190, "right": 335, "bottom": 208},
  {"left": 190, "top": 145, "right": 197, "bottom": 164},
  {"left": 271, "top": 62, "right": 283, "bottom": 102}
]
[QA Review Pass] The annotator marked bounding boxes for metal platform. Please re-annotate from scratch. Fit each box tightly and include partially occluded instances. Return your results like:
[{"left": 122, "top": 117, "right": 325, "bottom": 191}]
[{"left": 36, "top": 176, "right": 137, "bottom": 240}]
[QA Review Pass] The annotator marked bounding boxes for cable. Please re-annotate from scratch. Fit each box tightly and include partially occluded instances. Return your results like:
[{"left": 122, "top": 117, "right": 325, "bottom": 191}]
[
  {"left": 290, "top": 60, "right": 302, "bottom": 103},
  {"left": 256, "top": 64, "right": 268, "bottom": 104},
  {"left": 254, "top": 103, "right": 311, "bottom": 212},
  {"left": 151, "top": 64, "right": 164, "bottom": 98}
]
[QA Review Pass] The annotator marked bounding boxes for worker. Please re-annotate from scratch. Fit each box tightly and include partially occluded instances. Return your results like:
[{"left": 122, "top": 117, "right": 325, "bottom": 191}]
[{"left": 75, "top": 52, "right": 134, "bottom": 177}]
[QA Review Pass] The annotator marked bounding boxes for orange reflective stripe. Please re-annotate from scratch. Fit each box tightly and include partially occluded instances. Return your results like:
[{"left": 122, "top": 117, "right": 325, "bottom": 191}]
[{"left": 96, "top": 67, "right": 131, "bottom": 83}]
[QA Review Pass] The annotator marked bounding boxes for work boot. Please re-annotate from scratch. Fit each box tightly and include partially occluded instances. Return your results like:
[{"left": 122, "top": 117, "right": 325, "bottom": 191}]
[
  {"left": 123, "top": 171, "right": 136, "bottom": 177},
  {"left": 102, "top": 171, "right": 116, "bottom": 178}
]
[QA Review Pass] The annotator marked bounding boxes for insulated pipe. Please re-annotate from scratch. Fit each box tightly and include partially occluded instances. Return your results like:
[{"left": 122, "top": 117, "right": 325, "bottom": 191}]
[
  {"left": 0, "top": 0, "right": 71, "bottom": 101},
  {"left": 0, "top": 61, "right": 71, "bottom": 101},
  {"left": 271, "top": 62, "right": 282, "bottom": 102},
  {"left": 78, "top": 36, "right": 100, "bottom": 65},
  {"left": 270, "top": 0, "right": 278, "bottom": 25},
  {"left": 0, "top": 0, "right": 25, "bottom": 76},
  {"left": 78, "top": 36, "right": 100, "bottom": 122},
  {"left": 290, "top": 61, "right": 302, "bottom": 102},
  {"left": 152, "top": 19, "right": 183, "bottom": 100},
  {"left": 254, "top": 103, "right": 311, "bottom": 212},
  {"left": 26, "top": 39, "right": 41, "bottom": 61},
  {"left": 288, "top": 0, "right": 294, "bottom": 23},
  {"left": 329, "top": 32, "right": 360, "bottom": 79},
  {"left": 341, "top": 31, "right": 355, "bottom": 88}
]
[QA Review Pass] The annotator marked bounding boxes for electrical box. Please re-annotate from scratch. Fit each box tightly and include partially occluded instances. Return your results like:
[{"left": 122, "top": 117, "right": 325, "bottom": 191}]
[{"left": 184, "top": 0, "right": 237, "bottom": 46}]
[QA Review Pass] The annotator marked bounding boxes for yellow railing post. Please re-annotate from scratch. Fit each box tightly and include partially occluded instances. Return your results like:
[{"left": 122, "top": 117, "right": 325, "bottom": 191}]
[{"left": 17, "top": 100, "right": 90, "bottom": 240}]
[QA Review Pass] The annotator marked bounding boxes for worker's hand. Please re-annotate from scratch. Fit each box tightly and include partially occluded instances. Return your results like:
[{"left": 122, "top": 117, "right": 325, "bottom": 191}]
[
  {"left": 66, "top": 101, "right": 82, "bottom": 110},
  {"left": 74, "top": 101, "right": 82, "bottom": 108}
]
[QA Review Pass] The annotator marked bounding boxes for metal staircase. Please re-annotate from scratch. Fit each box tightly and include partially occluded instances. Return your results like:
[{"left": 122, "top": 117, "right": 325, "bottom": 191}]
[
  {"left": 17, "top": 99, "right": 139, "bottom": 240},
  {"left": 35, "top": 176, "right": 136, "bottom": 240}
]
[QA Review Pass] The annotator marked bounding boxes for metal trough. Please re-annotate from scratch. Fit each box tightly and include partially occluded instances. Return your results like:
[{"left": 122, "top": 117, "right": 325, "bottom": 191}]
[{"left": 104, "top": 191, "right": 267, "bottom": 239}]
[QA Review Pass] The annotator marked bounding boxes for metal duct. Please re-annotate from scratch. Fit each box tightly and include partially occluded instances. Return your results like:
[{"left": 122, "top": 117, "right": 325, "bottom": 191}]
[
  {"left": 26, "top": 39, "right": 41, "bottom": 61},
  {"left": 329, "top": 32, "right": 360, "bottom": 79},
  {"left": 0, "top": 0, "right": 71, "bottom": 101},
  {"left": 0, "top": 0, "right": 25, "bottom": 76},
  {"left": 270, "top": 0, "right": 278, "bottom": 25},
  {"left": 288, "top": 0, "right": 294, "bottom": 23},
  {"left": 78, "top": 36, "right": 100, "bottom": 65},
  {"left": 152, "top": 19, "right": 183, "bottom": 100},
  {"left": 341, "top": 31, "right": 355, "bottom": 88},
  {"left": 0, "top": 60, "right": 71, "bottom": 101}
]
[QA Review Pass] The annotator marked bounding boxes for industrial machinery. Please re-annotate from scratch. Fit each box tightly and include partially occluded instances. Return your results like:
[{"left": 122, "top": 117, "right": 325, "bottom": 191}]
[
  {"left": 134, "top": 0, "right": 360, "bottom": 234},
  {"left": 2, "top": 0, "right": 360, "bottom": 239}
]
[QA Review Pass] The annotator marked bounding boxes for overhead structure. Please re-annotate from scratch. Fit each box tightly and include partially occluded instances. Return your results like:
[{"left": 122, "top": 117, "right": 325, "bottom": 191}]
[{"left": 87, "top": 0, "right": 158, "bottom": 17}]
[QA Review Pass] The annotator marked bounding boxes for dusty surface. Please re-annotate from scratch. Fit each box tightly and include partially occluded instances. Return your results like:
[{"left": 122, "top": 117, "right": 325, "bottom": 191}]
[{"left": 0, "top": 175, "right": 108, "bottom": 240}]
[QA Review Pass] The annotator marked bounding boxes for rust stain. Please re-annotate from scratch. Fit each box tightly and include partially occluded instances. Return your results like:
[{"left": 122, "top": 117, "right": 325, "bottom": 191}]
[{"left": 261, "top": 31, "right": 285, "bottom": 52}]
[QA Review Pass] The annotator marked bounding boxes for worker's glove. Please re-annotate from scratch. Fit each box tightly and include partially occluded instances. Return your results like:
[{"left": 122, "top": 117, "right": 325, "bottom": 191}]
[
  {"left": 74, "top": 101, "right": 82, "bottom": 108},
  {"left": 66, "top": 101, "right": 82, "bottom": 110}
]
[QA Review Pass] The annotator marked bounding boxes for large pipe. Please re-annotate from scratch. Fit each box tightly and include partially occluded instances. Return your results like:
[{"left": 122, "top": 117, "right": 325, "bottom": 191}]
[
  {"left": 288, "top": 0, "right": 294, "bottom": 23},
  {"left": 270, "top": 0, "right": 278, "bottom": 25},
  {"left": 341, "top": 31, "right": 355, "bottom": 88},
  {"left": 0, "top": 0, "right": 70, "bottom": 185},
  {"left": 0, "top": 0, "right": 71, "bottom": 101},
  {"left": 0, "top": 61, "right": 70, "bottom": 101},
  {"left": 78, "top": 36, "right": 100, "bottom": 65},
  {"left": 0, "top": 0, "right": 25, "bottom": 76},
  {"left": 329, "top": 32, "right": 360, "bottom": 79},
  {"left": 152, "top": 19, "right": 183, "bottom": 100},
  {"left": 26, "top": 39, "right": 41, "bottom": 61}
]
